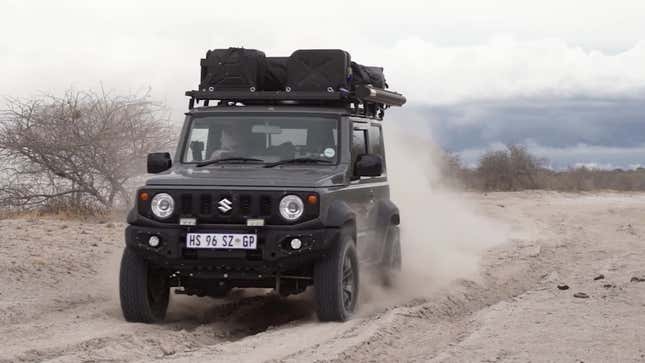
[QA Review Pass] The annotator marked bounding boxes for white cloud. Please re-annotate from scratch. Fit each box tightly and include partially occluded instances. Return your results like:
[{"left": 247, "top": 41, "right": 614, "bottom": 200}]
[
  {"left": 1, "top": 1, "right": 645, "bottom": 117},
  {"left": 374, "top": 37, "right": 645, "bottom": 106}
]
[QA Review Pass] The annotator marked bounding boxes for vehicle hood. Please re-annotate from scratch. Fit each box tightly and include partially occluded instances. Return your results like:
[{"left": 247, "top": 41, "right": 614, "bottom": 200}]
[{"left": 145, "top": 165, "right": 346, "bottom": 188}]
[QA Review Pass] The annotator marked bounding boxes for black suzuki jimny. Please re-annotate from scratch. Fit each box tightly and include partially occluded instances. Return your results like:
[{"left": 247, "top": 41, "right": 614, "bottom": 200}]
[{"left": 120, "top": 48, "right": 406, "bottom": 323}]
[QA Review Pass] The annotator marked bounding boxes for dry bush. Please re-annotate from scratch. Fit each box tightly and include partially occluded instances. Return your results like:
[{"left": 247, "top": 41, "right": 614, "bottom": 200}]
[
  {"left": 477, "top": 150, "right": 512, "bottom": 191},
  {"left": 0, "top": 88, "right": 173, "bottom": 214},
  {"left": 449, "top": 144, "right": 645, "bottom": 192},
  {"left": 474, "top": 145, "right": 543, "bottom": 191}
]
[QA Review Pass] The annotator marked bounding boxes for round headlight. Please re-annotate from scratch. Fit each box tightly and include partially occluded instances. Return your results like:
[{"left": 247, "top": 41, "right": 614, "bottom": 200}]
[
  {"left": 151, "top": 193, "right": 175, "bottom": 219},
  {"left": 279, "top": 195, "right": 304, "bottom": 221}
]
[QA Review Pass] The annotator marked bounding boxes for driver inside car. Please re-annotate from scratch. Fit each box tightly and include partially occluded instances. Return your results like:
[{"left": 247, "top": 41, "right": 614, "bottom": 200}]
[{"left": 209, "top": 124, "right": 244, "bottom": 159}]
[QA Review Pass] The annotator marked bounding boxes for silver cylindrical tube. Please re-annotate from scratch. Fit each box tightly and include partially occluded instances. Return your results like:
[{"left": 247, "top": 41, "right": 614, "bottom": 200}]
[{"left": 355, "top": 85, "right": 407, "bottom": 106}]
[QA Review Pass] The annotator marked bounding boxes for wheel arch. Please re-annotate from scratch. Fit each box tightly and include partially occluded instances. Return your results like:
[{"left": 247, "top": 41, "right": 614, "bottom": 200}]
[
  {"left": 371, "top": 199, "right": 400, "bottom": 261},
  {"left": 375, "top": 199, "right": 400, "bottom": 228},
  {"left": 322, "top": 200, "right": 357, "bottom": 244}
]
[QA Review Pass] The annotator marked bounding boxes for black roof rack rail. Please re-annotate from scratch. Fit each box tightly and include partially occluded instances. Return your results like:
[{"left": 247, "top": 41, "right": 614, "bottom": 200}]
[
  {"left": 186, "top": 89, "right": 346, "bottom": 102},
  {"left": 185, "top": 86, "right": 405, "bottom": 120}
]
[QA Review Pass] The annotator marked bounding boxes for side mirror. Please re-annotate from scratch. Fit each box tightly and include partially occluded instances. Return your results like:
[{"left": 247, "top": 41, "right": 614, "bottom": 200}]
[
  {"left": 354, "top": 154, "right": 383, "bottom": 177},
  {"left": 147, "top": 152, "right": 172, "bottom": 174}
]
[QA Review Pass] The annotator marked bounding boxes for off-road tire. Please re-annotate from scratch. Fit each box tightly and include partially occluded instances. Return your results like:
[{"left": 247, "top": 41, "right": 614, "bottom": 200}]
[
  {"left": 119, "top": 247, "right": 169, "bottom": 323},
  {"left": 314, "top": 233, "right": 359, "bottom": 322},
  {"left": 380, "top": 225, "right": 402, "bottom": 287}
]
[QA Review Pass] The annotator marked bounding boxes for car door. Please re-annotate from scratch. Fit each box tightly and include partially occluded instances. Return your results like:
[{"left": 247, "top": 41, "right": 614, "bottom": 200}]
[
  {"left": 348, "top": 122, "right": 380, "bottom": 262},
  {"left": 365, "top": 122, "right": 390, "bottom": 262}
]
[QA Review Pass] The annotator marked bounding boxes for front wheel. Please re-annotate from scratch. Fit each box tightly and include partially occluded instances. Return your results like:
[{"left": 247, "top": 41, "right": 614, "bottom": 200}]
[
  {"left": 119, "top": 247, "right": 169, "bottom": 323},
  {"left": 314, "top": 233, "right": 359, "bottom": 322}
]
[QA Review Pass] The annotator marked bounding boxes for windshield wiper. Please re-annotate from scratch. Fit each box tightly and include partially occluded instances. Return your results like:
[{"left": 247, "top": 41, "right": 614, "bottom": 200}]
[
  {"left": 196, "top": 157, "right": 264, "bottom": 167},
  {"left": 263, "top": 158, "right": 333, "bottom": 168}
]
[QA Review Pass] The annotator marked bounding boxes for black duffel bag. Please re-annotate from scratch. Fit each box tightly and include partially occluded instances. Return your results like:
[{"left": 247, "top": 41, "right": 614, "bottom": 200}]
[
  {"left": 200, "top": 48, "right": 267, "bottom": 91},
  {"left": 286, "top": 49, "right": 351, "bottom": 92},
  {"left": 264, "top": 57, "right": 288, "bottom": 91},
  {"left": 351, "top": 62, "right": 388, "bottom": 89}
]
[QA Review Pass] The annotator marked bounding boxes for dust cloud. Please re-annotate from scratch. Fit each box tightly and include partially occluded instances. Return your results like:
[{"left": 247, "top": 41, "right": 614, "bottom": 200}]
[{"left": 360, "top": 123, "right": 510, "bottom": 309}]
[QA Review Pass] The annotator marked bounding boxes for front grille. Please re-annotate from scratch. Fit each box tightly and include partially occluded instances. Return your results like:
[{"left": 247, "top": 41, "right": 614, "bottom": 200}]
[
  {"left": 260, "top": 195, "right": 272, "bottom": 216},
  {"left": 200, "top": 194, "right": 212, "bottom": 215},
  {"left": 181, "top": 194, "right": 192, "bottom": 214},
  {"left": 239, "top": 195, "right": 252, "bottom": 215},
  {"left": 139, "top": 190, "right": 319, "bottom": 225}
]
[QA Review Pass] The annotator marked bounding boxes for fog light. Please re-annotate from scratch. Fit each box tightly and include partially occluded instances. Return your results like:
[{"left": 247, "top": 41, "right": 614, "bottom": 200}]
[
  {"left": 290, "top": 238, "right": 302, "bottom": 250},
  {"left": 148, "top": 235, "right": 160, "bottom": 247}
]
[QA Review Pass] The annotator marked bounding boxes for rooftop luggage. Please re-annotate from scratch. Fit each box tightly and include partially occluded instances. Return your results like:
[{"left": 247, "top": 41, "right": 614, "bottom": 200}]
[
  {"left": 351, "top": 62, "right": 387, "bottom": 89},
  {"left": 264, "top": 57, "right": 288, "bottom": 91},
  {"left": 286, "top": 49, "right": 351, "bottom": 92},
  {"left": 199, "top": 48, "right": 267, "bottom": 92},
  {"left": 189, "top": 47, "right": 406, "bottom": 119}
]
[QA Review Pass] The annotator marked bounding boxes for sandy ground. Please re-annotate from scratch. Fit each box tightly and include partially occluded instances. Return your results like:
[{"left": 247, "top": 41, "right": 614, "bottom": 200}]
[{"left": 1, "top": 191, "right": 645, "bottom": 362}]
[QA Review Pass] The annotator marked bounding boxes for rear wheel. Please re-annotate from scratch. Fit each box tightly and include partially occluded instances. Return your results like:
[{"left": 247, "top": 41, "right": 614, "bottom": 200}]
[
  {"left": 380, "top": 225, "right": 402, "bottom": 287},
  {"left": 314, "top": 233, "right": 359, "bottom": 322},
  {"left": 119, "top": 247, "right": 169, "bottom": 323}
]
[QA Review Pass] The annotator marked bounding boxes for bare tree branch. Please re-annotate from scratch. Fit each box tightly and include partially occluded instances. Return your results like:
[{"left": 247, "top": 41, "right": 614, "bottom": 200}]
[{"left": 0, "top": 87, "right": 173, "bottom": 213}]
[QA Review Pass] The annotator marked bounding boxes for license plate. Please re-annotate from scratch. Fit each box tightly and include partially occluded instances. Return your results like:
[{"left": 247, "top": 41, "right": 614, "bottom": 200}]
[{"left": 185, "top": 233, "right": 257, "bottom": 250}]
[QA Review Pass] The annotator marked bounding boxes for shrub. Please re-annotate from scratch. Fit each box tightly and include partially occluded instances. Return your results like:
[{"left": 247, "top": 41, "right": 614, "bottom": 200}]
[
  {"left": 442, "top": 144, "right": 645, "bottom": 192},
  {"left": 0, "top": 88, "right": 173, "bottom": 213}
]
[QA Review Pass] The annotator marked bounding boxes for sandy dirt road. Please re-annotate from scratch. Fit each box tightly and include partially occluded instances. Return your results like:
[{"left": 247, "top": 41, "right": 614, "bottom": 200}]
[{"left": 1, "top": 191, "right": 645, "bottom": 362}]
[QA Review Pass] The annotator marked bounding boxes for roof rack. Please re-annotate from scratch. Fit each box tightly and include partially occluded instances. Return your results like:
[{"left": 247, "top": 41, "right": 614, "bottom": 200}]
[
  {"left": 185, "top": 86, "right": 406, "bottom": 120},
  {"left": 189, "top": 48, "right": 406, "bottom": 119}
]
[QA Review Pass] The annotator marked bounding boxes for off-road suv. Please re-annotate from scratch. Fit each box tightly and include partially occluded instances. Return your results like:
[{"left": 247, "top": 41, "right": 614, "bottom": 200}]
[{"left": 119, "top": 48, "right": 405, "bottom": 322}]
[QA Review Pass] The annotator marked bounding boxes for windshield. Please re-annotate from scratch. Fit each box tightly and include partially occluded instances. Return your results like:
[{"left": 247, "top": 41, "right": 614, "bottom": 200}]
[{"left": 183, "top": 115, "right": 339, "bottom": 164}]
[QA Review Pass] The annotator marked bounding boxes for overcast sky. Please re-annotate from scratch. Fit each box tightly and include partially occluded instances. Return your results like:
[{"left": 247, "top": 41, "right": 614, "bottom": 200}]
[{"left": 2, "top": 0, "right": 645, "bottom": 168}]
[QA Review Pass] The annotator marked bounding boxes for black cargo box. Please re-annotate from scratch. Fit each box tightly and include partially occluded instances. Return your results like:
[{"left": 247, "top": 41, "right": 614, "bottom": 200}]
[
  {"left": 197, "top": 48, "right": 390, "bottom": 93},
  {"left": 199, "top": 47, "right": 267, "bottom": 91},
  {"left": 286, "top": 49, "right": 351, "bottom": 92},
  {"left": 264, "top": 57, "right": 288, "bottom": 91}
]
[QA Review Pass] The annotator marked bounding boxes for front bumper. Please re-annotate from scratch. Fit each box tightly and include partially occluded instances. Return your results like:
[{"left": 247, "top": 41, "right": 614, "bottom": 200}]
[{"left": 125, "top": 224, "right": 340, "bottom": 276}]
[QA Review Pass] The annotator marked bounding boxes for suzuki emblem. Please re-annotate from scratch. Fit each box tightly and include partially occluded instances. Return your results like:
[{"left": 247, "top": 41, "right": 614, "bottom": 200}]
[{"left": 218, "top": 197, "right": 233, "bottom": 213}]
